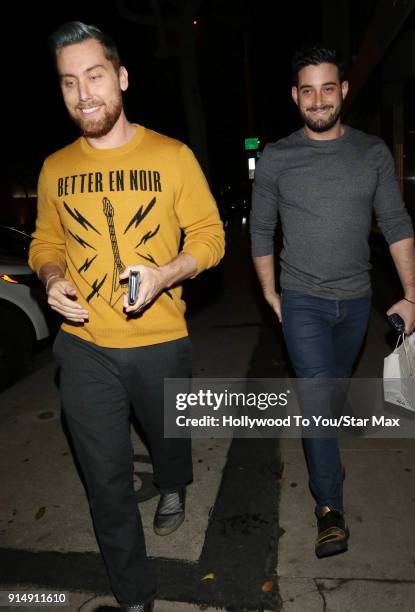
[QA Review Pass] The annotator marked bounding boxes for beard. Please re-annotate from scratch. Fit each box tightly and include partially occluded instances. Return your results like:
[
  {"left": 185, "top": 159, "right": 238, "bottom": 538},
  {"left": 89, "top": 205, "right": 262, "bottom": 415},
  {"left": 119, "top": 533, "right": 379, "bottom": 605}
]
[
  {"left": 301, "top": 99, "right": 343, "bottom": 134},
  {"left": 71, "top": 92, "right": 123, "bottom": 138}
]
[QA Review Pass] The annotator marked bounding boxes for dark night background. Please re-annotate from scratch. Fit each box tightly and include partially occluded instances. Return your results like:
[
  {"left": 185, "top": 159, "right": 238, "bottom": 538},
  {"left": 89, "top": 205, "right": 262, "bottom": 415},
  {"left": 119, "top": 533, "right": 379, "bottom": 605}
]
[
  {"left": 2, "top": 0, "right": 415, "bottom": 221},
  {"left": 5, "top": 1, "right": 321, "bottom": 184},
  {"left": 0, "top": 2, "right": 325, "bottom": 192}
]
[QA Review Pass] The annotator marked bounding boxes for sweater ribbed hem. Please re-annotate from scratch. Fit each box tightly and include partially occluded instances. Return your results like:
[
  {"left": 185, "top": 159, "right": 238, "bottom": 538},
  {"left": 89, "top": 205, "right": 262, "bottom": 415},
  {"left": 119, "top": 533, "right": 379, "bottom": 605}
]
[{"left": 60, "top": 322, "right": 189, "bottom": 348}]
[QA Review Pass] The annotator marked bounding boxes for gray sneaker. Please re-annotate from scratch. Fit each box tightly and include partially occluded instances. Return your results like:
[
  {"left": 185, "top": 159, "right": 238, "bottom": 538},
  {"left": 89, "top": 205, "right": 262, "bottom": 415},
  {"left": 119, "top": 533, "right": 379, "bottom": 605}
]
[{"left": 153, "top": 488, "right": 185, "bottom": 536}]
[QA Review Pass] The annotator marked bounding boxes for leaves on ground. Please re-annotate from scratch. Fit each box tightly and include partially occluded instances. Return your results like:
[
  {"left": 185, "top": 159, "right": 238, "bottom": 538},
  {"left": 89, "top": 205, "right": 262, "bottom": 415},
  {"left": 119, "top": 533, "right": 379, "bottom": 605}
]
[
  {"left": 35, "top": 507, "right": 46, "bottom": 520},
  {"left": 261, "top": 581, "right": 273, "bottom": 592}
]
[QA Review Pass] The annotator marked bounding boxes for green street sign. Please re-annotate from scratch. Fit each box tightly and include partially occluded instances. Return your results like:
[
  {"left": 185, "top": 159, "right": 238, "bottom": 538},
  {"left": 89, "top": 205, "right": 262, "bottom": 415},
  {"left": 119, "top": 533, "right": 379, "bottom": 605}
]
[{"left": 244, "top": 137, "right": 260, "bottom": 151}]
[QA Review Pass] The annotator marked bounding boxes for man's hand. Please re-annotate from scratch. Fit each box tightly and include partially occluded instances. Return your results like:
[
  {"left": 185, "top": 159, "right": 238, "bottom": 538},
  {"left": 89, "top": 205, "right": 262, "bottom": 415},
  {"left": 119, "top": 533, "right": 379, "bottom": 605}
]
[
  {"left": 264, "top": 290, "right": 282, "bottom": 322},
  {"left": 120, "top": 265, "right": 167, "bottom": 314},
  {"left": 387, "top": 299, "right": 415, "bottom": 335},
  {"left": 120, "top": 252, "right": 197, "bottom": 315},
  {"left": 252, "top": 255, "right": 282, "bottom": 322},
  {"left": 47, "top": 277, "right": 89, "bottom": 323}
]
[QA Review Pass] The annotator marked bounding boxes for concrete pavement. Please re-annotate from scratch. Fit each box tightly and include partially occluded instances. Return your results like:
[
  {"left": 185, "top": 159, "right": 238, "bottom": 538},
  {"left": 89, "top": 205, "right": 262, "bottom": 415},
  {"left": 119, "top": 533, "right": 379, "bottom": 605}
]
[{"left": 1, "top": 222, "right": 415, "bottom": 611}]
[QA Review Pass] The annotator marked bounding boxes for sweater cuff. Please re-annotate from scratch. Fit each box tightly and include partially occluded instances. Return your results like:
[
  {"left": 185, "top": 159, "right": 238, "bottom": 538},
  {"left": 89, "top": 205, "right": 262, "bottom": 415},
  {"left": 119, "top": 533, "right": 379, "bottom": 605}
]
[
  {"left": 385, "top": 227, "right": 414, "bottom": 246},
  {"left": 181, "top": 243, "right": 215, "bottom": 276},
  {"left": 28, "top": 250, "right": 66, "bottom": 277}
]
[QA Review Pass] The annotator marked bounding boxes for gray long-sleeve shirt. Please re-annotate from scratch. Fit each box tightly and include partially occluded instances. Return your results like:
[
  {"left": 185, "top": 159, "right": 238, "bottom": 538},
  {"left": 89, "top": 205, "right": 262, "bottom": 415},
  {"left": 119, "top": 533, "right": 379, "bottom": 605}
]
[{"left": 250, "top": 126, "right": 414, "bottom": 299}]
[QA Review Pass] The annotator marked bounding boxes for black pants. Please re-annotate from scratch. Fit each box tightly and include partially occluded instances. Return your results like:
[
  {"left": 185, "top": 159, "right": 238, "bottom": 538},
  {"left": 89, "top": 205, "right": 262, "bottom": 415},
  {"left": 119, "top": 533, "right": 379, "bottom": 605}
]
[{"left": 53, "top": 331, "right": 193, "bottom": 606}]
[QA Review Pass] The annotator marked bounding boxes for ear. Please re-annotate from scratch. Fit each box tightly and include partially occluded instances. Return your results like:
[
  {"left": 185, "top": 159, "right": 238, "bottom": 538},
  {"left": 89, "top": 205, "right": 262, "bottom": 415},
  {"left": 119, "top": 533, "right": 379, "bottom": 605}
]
[
  {"left": 291, "top": 86, "right": 299, "bottom": 106},
  {"left": 341, "top": 80, "right": 349, "bottom": 100},
  {"left": 119, "top": 66, "right": 129, "bottom": 92}
]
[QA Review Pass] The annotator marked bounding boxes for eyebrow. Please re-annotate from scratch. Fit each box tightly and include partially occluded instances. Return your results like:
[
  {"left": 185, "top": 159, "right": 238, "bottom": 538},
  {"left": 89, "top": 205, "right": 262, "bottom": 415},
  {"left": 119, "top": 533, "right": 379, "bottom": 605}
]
[
  {"left": 59, "top": 64, "right": 106, "bottom": 79},
  {"left": 299, "top": 81, "right": 338, "bottom": 90}
]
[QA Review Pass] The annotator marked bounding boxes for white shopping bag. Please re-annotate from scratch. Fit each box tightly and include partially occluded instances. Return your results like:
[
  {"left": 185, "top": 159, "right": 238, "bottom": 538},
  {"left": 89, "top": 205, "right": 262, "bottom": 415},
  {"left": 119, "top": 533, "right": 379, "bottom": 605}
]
[{"left": 383, "top": 334, "right": 415, "bottom": 411}]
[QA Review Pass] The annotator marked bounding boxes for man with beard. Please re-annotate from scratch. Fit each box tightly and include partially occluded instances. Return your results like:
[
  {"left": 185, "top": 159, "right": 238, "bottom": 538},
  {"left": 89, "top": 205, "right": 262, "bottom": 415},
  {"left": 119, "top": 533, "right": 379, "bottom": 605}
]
[
  {"left": 29, "top": 21, "right": 224, "bottom": 612},
  {"left": 250, "top": 44, "right": 415, "bottom": 558}
]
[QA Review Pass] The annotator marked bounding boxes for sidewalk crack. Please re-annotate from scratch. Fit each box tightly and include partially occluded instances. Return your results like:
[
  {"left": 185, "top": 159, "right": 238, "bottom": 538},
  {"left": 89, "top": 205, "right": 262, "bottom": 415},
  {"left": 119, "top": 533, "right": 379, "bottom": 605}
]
[{"left": 314, "top": 578, "right": 329, "bottom": 612}]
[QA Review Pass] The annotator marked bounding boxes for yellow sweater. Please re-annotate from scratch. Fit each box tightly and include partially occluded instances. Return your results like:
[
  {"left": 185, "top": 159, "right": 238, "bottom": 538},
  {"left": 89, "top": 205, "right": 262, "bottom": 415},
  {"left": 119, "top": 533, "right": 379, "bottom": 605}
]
[{"left": 29, "top": 125, "right": 225, "bottom": 348}]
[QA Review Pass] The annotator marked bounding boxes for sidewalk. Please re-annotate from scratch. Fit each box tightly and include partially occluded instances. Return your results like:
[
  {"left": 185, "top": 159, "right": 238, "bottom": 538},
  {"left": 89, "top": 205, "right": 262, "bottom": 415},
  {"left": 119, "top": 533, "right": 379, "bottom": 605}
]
[
  {"left": 1, "top": 222, "right": 415, "bottom": 611},
  {"left": 0, "top": 357, "right": 232, "bottom": 612},
  {"left": 0, "top": 223, "right": 271, "bottom": 611}
]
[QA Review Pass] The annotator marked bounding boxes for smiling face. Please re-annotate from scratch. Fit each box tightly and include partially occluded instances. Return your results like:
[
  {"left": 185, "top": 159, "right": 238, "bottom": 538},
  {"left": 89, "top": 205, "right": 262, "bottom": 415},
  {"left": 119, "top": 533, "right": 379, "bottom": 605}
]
[
  {"left": 56, "top": 38, "right": 128, "bottom": 139},
  {"left": 292, "top": 63, "right": 349, "bottom": 138}
]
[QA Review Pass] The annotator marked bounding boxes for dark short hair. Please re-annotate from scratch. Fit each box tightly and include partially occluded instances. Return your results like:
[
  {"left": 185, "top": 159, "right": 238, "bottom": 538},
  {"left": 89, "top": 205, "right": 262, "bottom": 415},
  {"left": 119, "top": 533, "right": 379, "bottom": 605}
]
[
  {"left": 48, "top": 21, "right": 121, "bottom": 71},
  {"left": 292, "top": 44, "right": 345, "bottom": 85}
]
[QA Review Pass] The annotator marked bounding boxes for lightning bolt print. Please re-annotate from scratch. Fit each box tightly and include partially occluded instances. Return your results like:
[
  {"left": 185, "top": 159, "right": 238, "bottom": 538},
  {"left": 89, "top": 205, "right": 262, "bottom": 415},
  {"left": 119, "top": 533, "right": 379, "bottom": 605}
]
[
  {"left": 136, "top": 224, "right": 160, "bottom": 248},
  {"left": 86, "top": 274, "right": 107, "bottom": 302},
  {"left": 78, "top": 254, "right": 98, "bottom": 273},
  {"left": 69, "top": 230, "right": 97, "bottom": 250},
  {"left": 137, "top": 253, "right": 157, "bottom": 265},
  {"left": 64, "top": 202, "right": 101, "bottom": 234},
  {"left": 124, "top": 197, "right": 156, "bottom": 233}
]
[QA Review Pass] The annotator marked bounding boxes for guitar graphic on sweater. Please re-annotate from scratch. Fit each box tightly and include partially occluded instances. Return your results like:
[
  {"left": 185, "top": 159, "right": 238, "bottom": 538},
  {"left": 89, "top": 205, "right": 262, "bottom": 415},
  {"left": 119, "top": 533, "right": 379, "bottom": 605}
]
[{"left": 103, "top": 197, "right": 126, "bottom": 307}]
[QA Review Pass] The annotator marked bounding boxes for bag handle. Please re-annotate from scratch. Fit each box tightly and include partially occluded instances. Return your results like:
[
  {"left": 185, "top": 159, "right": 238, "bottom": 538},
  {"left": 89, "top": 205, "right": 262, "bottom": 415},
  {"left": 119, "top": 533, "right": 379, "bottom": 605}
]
[{"left": 398, "top": 334, "right": 415, "bottom": 377}]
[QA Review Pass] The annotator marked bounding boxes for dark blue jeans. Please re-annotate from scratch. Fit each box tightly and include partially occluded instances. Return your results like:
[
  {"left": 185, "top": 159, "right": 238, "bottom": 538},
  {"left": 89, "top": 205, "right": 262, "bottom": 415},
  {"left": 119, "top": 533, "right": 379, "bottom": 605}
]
[{"left": 281, "top": 289, "right": 371, "bottom": 514}]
